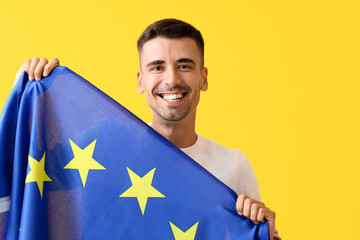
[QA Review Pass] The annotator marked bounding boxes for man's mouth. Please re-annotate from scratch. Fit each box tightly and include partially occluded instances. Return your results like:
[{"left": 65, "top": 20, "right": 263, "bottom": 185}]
[{"left": 158, "top": 92, "right": 187, "bottom": 102}]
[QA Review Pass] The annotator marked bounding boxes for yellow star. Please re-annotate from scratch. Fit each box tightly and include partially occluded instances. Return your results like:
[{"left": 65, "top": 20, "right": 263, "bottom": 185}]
[
  {"left": 64, "top": 139, "right": 106, "bottom": 187},
  {"left": 25, "top": 152, "right": 52, "bottom": 199},
  {"left": 119, "top": 167, "right": 165, "bottom": 215},
  {"left": 169, "top": 221, "right": 199, "bottom": 240}
]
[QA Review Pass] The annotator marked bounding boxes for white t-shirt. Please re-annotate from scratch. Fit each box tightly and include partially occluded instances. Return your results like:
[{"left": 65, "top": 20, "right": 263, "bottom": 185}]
[{"left": 180, "top": 134, "right": 261, "bottom": 201}]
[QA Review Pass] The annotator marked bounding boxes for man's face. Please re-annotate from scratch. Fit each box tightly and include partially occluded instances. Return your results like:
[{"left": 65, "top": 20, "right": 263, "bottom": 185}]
[{"left": 137, "top": 37, "right": 208, "bottom": 123}]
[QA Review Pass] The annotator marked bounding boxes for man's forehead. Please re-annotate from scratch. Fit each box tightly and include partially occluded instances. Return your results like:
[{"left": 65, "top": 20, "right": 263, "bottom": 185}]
[{"left": 140, "top": 37, "right": 201, "bottom": 63}]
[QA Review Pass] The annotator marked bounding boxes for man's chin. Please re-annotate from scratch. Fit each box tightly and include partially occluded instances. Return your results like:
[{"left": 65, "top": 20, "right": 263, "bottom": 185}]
[
  {"left": 160, "top": 114, "right": 187, "bottom": 122},
  {"left": 158, "top": 110, "right": 189, "bottom": 123},
  {"left": 150, "top": 104, "right": 192, "bottom": 124}
]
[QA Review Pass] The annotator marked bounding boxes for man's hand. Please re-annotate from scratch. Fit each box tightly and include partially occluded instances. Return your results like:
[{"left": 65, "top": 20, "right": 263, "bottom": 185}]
[
  {"left": 13, "top": 57, "right": 60, "bottom": 88},
  {"left": 236, "top": 194, "right": 276, "bottom": 239}
]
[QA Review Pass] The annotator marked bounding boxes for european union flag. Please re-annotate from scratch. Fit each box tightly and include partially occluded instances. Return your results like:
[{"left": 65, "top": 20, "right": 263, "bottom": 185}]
[{"left": 0, "top": 67, "right": 269, "bottom": 239}]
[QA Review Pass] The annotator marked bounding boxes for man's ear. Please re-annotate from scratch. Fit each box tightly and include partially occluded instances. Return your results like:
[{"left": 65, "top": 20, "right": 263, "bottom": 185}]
[
  {"left": 137, "top": 70, "right": 144, "bottom": 94},
  {"left": 201, "top": 67, "right": 208, "bottom": 91}
]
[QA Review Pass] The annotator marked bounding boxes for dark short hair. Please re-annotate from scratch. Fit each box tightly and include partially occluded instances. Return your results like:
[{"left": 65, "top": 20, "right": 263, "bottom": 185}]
[{"left": 137, "top": 18, "right": 204, "bottom": 66}]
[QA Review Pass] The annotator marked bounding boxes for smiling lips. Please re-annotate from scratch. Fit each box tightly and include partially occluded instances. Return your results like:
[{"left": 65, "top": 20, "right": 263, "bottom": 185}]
[
  {"left": 161, "top": 93, "right": 184, "bottom": 102},
  {"left": 154, "top": 85, "right": 191, "bottom": 103}
]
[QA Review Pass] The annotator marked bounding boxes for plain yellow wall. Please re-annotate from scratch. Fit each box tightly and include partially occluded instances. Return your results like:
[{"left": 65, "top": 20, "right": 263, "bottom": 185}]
[{"left": 1, "top": 1, "right": 359, "bottom": 239}]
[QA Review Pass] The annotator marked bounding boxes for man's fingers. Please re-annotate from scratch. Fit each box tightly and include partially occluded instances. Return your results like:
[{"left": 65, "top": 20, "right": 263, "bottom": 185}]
[
  {"left": 250, "top": 203, "right": 262, "bottom": 224},
  {"left": 236, "top": 194, "right": 246, "bottom": 215},
  {"left": 43, "top": 58, "right": 60, "bottom": 77},
  {"left": 34, "top": 58, "right": 48, "bottom": 81},
  {"left": 236, "top": 194, "right": 276, "bottom": 239},
  {"left": 243, "top": 198, "right": 253, "bottom": 218},
  {"left": 254, "top": 207, "right": 276, "bottom": 239},
  {"left": 25, "top": 57, "right": 59, "bottom": 81},
  {"left": 256, "top": 207, "right": 266, "bottom": 223},
  {"left": 23, "top": 59, "right": 31, "bottom": 73},
  {"left": 237, "top": 194, "right": 264, "bottom": 217},
  {"left": 28, "top": 57, "right": 40, "bottom": 81}
]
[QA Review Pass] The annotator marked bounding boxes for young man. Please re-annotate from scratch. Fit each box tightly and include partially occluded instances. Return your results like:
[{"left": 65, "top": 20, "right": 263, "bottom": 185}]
[{"left": 13, "top": 19, "right": 278, "bottom": 239}]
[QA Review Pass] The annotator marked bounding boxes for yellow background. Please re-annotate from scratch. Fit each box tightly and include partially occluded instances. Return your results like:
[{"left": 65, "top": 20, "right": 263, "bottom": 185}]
[{"left": 1, "top": 0, "right": 359, "bottom": 239}]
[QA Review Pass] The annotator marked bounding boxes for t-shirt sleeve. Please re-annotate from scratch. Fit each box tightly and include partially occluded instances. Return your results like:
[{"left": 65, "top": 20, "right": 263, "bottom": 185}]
[{"left": 235, "top": 152, "right": 261, "bottom": 201}]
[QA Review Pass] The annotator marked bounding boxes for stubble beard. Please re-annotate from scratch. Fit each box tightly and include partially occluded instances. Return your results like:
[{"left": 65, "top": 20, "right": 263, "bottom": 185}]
[
  {"left": 151, "top": 84, "right": 195, "bottom": 123},
  {"left": 151, "top": 103, "right": 192, "bottom": 123}
]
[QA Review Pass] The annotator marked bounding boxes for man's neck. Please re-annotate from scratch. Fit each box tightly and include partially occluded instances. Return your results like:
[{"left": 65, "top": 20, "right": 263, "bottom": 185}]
[{"left": 150, "top": 114, "right": 197, "bottom": 149}]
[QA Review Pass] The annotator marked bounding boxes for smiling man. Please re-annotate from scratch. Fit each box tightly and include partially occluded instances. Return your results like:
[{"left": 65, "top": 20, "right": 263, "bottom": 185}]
[
  {"left": 13, "top": 19, "right": 280, "bottom": 239},
  {"left": 137, "top": 35, "right": 208, "bottom": 148}
]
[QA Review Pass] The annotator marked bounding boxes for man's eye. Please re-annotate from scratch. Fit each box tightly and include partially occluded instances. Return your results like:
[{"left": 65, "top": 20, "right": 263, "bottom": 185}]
[
  {"left": 179, "top": 65, "right": 191, "bottom": 69},
  {"left": 151, "top": 66, "right": 163, "bottom": 71}
]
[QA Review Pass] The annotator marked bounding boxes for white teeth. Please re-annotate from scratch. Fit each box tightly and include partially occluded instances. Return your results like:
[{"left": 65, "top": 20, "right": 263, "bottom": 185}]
[{"left": 163, "top": 93, "right": 183, "bottom": 101}]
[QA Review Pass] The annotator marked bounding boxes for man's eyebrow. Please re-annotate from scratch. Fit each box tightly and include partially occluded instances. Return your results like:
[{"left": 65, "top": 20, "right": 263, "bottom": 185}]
[
  {"left": 177, "top": 58, "right": 195, "bottom": 65},
  {"left": 146, "top": 60, "right": 165, "bottom": 68}
]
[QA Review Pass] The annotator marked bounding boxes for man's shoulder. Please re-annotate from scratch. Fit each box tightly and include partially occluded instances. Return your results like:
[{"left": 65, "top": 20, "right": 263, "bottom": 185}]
[
  {"left": 194, "top": 134, "right": 249, "bottom": 162},
  {"left": 198, "top": 135, "right": 241, "bottom": 153},
  {"left": 190, "top": 135, "right": 260, "bottom": 199}
]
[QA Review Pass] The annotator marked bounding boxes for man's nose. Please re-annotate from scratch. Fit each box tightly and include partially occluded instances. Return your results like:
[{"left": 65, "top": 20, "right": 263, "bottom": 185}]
[{"left": 163, "top": 67, "right": 180, "bottom": 85}]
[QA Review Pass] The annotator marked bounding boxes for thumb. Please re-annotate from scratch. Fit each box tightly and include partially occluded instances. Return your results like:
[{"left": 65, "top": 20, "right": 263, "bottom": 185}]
[
  {"left": 13, "top": 65, "right": 25, "bottom": 88},
  {"left": 265, "top": 210, "right": 276, "bottom": 239}
]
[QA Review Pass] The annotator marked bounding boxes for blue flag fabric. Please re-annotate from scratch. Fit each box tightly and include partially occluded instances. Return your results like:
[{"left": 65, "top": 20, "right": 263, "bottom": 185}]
[{"left": 0, "top": 66, "right": 269, "bottom": 240}]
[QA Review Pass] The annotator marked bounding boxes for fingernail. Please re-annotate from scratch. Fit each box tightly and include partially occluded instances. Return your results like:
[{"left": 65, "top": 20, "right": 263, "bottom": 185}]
[
  {"left": 29, "top": 76, "right": 33, "bottom": 81},
  {"left": 238, "top": 211, "right": 242, "bottom": 215},
  {"left": 35, "top": 76, "right": 40, "bottom": 81},
  {"left": 43, "top": 72, "right": 48, "bottom": 77}
]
